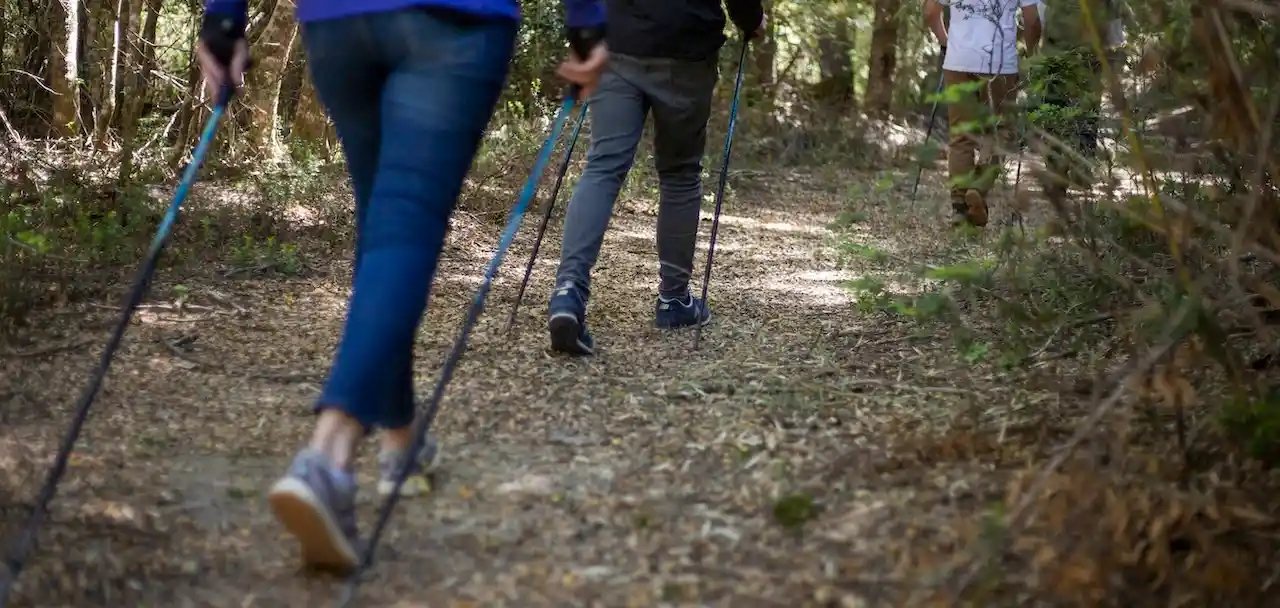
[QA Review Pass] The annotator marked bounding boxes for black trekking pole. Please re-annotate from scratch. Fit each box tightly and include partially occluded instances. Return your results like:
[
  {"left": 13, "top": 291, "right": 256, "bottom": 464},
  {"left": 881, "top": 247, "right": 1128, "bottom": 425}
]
[
  {"left": 692, "top": 37, "right": 749, "bottom": 350},
  {"left": 503, "top": 103, "right": 589, "bottom": 334},
  {"left": 909, "top": 52, "right": 947, "bottom": 208},
  {"left": 335, "top": 86, "right": 582, "bottom": 608},
  {"left": 0, "top": 86, "right": 236, "bottom": 608},
  {"left": 1010, "top": 102, "right": 1028, "bottom": 234}
]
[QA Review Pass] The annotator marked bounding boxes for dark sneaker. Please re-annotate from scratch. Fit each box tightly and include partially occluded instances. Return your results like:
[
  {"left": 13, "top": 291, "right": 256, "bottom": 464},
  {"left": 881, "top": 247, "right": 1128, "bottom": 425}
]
[
  {"left": 654, "top": 292, "right": 712, "bottom": 329},
  {"left": 376, "top": 435, "right": 442, "bottom": 497},
  {"left": 267, "top": 448, "right": 360, "bottom": 573},
  {"left": 547, "top": 280, "right": 594, "bottom": 356}
]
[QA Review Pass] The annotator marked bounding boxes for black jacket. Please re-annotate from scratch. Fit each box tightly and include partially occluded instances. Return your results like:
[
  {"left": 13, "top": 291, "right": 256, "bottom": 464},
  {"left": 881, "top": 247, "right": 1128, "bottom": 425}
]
[{"left": 605, "top": 0, "right": 764, "bottom": 61}]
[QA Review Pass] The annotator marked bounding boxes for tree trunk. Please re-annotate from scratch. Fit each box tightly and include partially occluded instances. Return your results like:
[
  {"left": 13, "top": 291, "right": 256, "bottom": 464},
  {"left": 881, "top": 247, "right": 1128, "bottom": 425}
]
[
  {"left": 865, "top": 0, "right": 900, "bottom": 115},
  {"left": 80, "top": 0, "right": 117, "bottom": 146},
  {"left": 815, "top": 19, "right": 855, "bottom": 106},
  {"left": 91, "top": 0, "right": 127, "bottom": 146},
  {"left": 290, "top": 56, "right": 336, "bottom": 161},
  {"left": 50, "top": 0, "right": 81, "bottom": 138},
  {"left": 747, "top": 0, "right": 777, "bottom": 117},
  {"left": 0, "top": 3, "right": 8, "bottom": 69},
  {"left": 138, "top": 0, "right": 164, "bottom": 105},
  {"left": 117, "top": 0, "right": 145, "bottom": 187},
  {"left": 277, "top": 29, "right": 308, "bottom": 141},
  {"left": 168, "top": 22, "right": 202, "bottom": 168},
  {"left": 245, "top": 2, "right": 297, "bottom": 160}
]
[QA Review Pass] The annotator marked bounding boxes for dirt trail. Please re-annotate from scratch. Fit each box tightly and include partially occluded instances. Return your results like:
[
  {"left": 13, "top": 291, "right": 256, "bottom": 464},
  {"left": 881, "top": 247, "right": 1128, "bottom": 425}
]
[{"left": 2, "top": 169, "right": 1010, "bottom": 607}]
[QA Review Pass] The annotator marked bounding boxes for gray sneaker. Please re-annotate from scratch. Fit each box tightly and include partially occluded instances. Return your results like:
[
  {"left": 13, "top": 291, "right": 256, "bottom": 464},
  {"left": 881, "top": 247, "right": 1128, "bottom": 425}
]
[
  {"left": 267, "top": 448, "right": 360, "bottom": 572},
  {"left": 377, "top": 435, "right": 442, "bottom": 497}
]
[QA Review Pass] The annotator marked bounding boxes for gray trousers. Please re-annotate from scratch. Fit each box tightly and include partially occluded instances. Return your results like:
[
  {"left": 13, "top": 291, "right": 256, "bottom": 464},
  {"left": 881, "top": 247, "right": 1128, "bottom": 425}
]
[{"left": 555, "top": 52, "right": 718, "bottom": 299}]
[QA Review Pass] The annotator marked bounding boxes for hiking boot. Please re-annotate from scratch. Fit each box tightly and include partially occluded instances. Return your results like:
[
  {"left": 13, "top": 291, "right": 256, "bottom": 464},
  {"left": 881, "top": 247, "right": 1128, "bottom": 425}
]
[
  {"left": 963, "top": 189, "right": 989, "bottom": 227},
  {"left": 654, "top": 291, "right": 712, "bottom": 329},
  {"left": 267, "top": 448, "right": 360, "bottom": 573},
  {"left": 376, "top": 435, "right": 442, "bottom": 497},
  {"left": 547, "top": 280, "right": 594, "bottom": 356}
]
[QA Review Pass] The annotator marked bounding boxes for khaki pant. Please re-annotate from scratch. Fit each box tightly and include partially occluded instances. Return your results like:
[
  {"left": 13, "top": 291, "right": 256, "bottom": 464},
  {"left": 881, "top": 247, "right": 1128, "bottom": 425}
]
[{"left": 944, "top": 70, "right": 1018, "bottom": 213}]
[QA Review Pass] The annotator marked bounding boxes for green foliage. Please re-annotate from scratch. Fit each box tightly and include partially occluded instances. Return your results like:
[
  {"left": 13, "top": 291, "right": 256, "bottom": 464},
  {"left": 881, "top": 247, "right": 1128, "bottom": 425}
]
[
  {"left": 1220, "top": 391, "right": 1280, "bottom": 467},
  {"left": 229, "top": 235, "right": 301, "bottom": 276},
  {"left": 846, "top": 276, "right": 894, "bottom": 315},
  {"left": 840, "top": 242, "right": 889, "bottom": 264},
  {"left": 772, "top": 493, "right": 818, "bottom": 530}
]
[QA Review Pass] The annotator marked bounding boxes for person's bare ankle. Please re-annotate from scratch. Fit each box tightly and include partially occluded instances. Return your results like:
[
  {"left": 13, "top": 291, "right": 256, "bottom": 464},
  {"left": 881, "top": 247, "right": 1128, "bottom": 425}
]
[
  {"left": 381, "top": 426, "right": 414, "bottom": 455},
  {"left": 311, "top": 409, "right": 364, "bottom": 470}
]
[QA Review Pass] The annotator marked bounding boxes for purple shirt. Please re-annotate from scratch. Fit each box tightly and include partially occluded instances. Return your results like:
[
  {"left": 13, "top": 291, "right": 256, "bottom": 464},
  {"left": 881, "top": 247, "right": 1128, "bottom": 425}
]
[{"left": 204, "top": 0, "right": 604, "bottom": 29}]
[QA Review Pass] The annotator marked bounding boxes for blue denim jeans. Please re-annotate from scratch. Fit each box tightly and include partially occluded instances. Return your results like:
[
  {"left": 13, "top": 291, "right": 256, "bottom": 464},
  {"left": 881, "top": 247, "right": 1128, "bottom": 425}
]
[{"left": 303, "top": 8, "right": 516, "bottom": 431}]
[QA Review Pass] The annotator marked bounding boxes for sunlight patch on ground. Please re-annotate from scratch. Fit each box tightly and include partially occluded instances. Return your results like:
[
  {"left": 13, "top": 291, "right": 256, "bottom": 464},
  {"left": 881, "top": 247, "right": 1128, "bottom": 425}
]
[
  {"left": 698, "top": 212, "right": 833, "bottom": 236},
  {"left": 757, "top": 269, "right": 859, "bottom": 307},
  {"left": 609, "top": 228, "right": 659, "bottom": 244},
  {"left": 740, "top": 245, "right": 815, "bottom": 263},
  {"left": 436, "top": 273, "right": 487, "bottom": 288}
]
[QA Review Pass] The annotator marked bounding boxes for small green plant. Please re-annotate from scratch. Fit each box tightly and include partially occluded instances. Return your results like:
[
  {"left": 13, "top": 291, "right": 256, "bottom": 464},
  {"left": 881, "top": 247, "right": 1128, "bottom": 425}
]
[
  {"left": 840, "top": 242, "right": 889, "bottom": 264},
  {"left": 1219, "top": 391, "right": 1280, "bottom": 467},
  {"left": 831, "top": 208, "right": 869, "bottom": 229},
  {"left": 960, "top": 339, "right": 991, "bottom": 365},
  {"left": 772, "top": 493, "right": 818, "bottom": 530},
  {"left": 229, "top": 235, "right": 302, "bottom": 276},
  {"left": 846, "top": 276, "right": 893, "bottom": 314}
]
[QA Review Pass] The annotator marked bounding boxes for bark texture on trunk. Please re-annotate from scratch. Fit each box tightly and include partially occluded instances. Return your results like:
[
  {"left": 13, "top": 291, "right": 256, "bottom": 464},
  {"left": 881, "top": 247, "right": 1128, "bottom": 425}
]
[
  {"left": 865, "top": 0, "right": 901, "bottom": 115},
  {"left": 815, "top": 19, "right": 855, "bottom": 106},
  {"left": 246, "top": 1, "right": 298, "bottom": 160},
  {"left": 51, "top": 0, "right": 82, "bottom": 138}
]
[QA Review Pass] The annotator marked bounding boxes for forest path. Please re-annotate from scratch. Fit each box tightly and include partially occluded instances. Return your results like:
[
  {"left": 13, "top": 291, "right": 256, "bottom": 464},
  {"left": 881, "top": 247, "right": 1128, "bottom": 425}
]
[{"left": 1, "top": 166, "right": 1018, "bottom": 607}]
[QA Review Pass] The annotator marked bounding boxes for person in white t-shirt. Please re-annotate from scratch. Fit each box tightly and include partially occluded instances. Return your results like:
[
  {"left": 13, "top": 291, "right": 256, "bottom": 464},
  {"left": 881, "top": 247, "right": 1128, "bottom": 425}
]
[{"left": 923, "top": 0, "right": 1041, "bottom": 228}]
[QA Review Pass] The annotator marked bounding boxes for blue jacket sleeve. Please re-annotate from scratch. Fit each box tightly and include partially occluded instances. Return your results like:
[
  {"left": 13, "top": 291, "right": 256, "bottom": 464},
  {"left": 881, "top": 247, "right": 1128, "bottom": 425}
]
[
  {"left": 563, "top": 0, "right": 605, "bottom": 29},
  {"left": 205, "top": 0, "right": 248, "bottom": 20}
]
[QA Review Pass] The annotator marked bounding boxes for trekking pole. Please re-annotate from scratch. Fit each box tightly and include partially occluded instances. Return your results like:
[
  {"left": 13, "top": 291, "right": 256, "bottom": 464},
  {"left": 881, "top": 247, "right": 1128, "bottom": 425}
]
[
  {"left": 1010, "top": 101, "right": 1028, "bottom": 234},
  {"left": 909, "top": 54, "right": 947, "bottom": 208},
  {"left": 336, "top": 86, "right": 582, "bottom": 608},
  {"left": 0, "top": 86, "right": 236, "bottom": 608},
  {"left": 503, "top": 103, "right": 589, "bottom": 334},
  {"left": 692, "top": 37, "right": 749, "bottom": 350}
]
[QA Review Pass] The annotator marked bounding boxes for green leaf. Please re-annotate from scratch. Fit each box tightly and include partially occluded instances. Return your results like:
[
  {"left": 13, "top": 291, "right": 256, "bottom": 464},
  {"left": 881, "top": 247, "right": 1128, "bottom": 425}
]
[{"left": 772, "top": 493, "right": 817, "bottom": 530}]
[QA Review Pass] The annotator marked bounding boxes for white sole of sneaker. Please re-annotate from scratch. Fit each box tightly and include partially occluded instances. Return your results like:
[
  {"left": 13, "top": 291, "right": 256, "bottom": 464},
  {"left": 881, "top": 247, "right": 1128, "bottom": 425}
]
[
  {"left": 655, "top": 310, "right": 713, "bottom": 330},
  {"left": 267, "top": 477, "right": 358, "bottom": 573},
  {"left": 376, "top": 475, "right": 431, "bottom": 497}
]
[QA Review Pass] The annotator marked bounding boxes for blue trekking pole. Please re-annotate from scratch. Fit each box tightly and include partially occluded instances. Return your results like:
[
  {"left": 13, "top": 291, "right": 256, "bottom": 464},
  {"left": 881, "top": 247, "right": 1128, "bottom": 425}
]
[
  {"left": 693, "top": 38, "right": 749, "bottom": 350},
  {"left": 0, "top": 86, "right": 236, "bottom": 608},
  {"left": 504, "top": 102, "right": 589, "bottom": 333},
  {"left": 336, "top": 86, "right": 583, "bottom": 608}
]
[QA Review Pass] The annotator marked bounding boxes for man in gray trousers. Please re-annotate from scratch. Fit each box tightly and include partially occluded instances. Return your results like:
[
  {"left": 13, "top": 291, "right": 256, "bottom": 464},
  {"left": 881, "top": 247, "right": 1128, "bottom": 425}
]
[{"left": 547, "top": 0, "right": 765, "bottom": 356}]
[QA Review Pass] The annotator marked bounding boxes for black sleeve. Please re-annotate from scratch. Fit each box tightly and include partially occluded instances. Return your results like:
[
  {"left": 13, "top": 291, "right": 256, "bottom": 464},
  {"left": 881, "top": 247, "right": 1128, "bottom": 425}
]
[{"left": 724, "top": 0, "right": 764, "bottom": 35}]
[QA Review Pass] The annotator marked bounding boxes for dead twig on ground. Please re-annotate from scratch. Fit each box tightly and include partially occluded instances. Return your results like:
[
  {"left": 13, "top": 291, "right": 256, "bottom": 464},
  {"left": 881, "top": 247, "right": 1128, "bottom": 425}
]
[
  {"left": 0, "top": 337, "right": 95, "bottom": 359},
  {"left": 162, "top": 334, "right": 322, "bottom": 384},
  {"left": 840, "top": 378, "right": 978, "bottom": 396}
]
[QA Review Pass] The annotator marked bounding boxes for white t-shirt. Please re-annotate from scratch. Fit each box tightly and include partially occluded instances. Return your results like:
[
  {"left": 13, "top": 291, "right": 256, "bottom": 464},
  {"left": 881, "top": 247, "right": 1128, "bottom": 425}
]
[{"left": 943, "top": 0, "right": 1040, "bottom": 75}]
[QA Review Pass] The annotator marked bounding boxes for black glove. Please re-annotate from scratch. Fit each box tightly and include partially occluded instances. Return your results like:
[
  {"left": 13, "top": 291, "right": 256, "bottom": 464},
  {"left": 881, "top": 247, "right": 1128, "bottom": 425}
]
[
  {"left": 199, "top": 11, "right": 247, "bottom": 69},
  {"left": 566, "top": 26, "right": 605, "bottom": 61}
]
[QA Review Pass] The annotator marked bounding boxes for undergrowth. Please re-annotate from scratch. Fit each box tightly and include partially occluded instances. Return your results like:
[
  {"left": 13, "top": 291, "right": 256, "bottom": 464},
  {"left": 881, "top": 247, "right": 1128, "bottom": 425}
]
[{"left": 829, "top": 8, "right": 1280, "bottom": 598}]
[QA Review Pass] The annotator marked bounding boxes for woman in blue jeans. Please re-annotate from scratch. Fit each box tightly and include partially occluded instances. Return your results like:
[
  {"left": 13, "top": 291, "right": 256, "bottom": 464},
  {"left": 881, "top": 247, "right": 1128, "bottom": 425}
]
[{"left": 197, "top": 0, "right": 607, "bottom": 572}]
